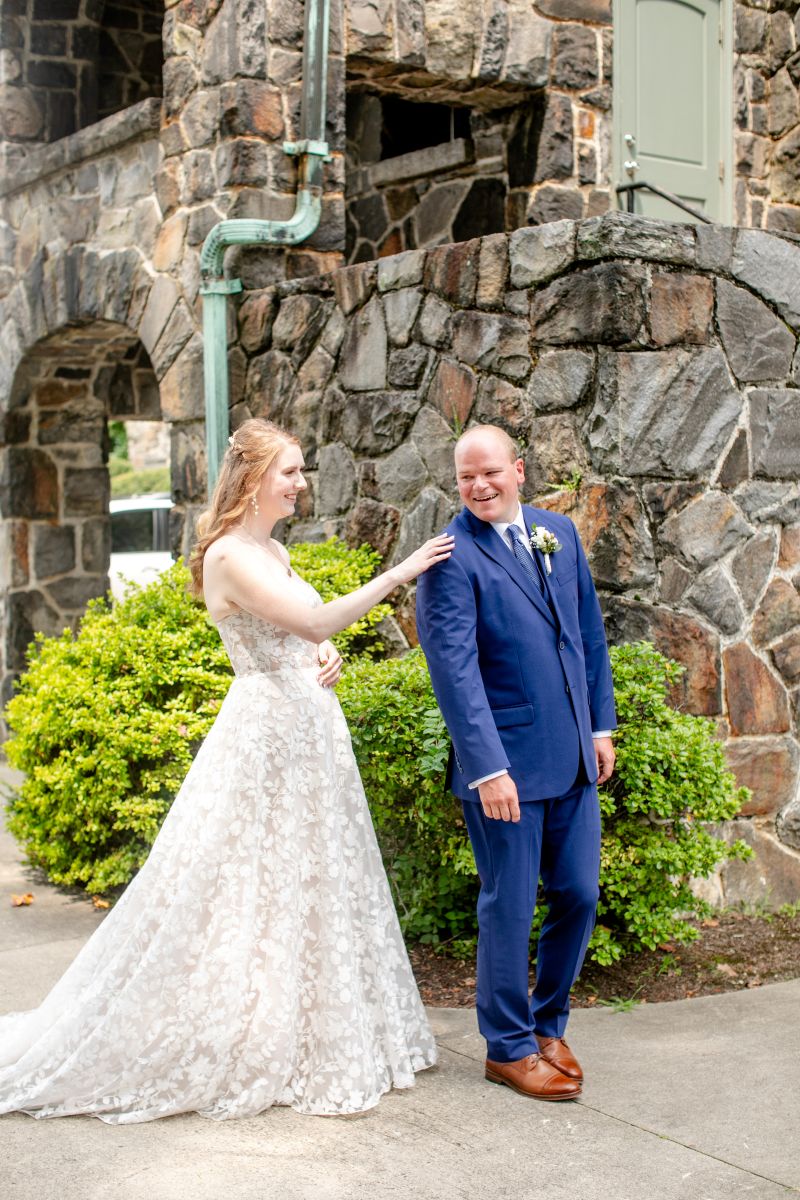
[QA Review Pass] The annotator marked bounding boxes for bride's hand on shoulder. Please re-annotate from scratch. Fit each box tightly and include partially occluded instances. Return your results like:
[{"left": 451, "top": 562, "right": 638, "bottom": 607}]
[
  {"left": 316, "top": 640, "right": 343, "bottom": 688},
  {"left": 394, "top": 533, "right": 455, "bottom": 585}
]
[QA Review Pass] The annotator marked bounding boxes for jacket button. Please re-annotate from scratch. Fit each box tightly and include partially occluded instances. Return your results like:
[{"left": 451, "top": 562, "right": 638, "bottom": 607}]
[
  {"left": 559, "top": 640, "right": 566, "bottom": 650},
  {"left": 565, "top": 684, "right": 570, "bottom": 694}
]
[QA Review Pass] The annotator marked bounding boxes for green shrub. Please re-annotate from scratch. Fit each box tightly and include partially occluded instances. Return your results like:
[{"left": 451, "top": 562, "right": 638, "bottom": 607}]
[
  {"left": 340, "top": 642, "right": 751, "bottom": 963},
  {"left": 337, "top": 649, "right": 479, "bottom": 948},
  {"left": 110, "top": 465, "right": 171, "bottom": 498},
  {"left": 591, "top": 642, "right": 750, "bottom": 964},
  {"left": 289, "top": 537, "right": 391, "bottom": 658},
  {"left": 4, "top": 563, "right": 231, "bottom": 893},
  {"left": 108, "top": 455, "right": 129, "bottom": 478},
  {"left": 343, "top": 643, "right": 753, "bottom": 960},
  {"left": 108, "top": 422, "right": 128, "bottom": 458}
]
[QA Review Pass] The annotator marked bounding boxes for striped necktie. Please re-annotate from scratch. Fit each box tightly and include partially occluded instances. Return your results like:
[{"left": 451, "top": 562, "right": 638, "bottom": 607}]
[{"left": 507, "top": 524, "right": 544, "bottom": 593}]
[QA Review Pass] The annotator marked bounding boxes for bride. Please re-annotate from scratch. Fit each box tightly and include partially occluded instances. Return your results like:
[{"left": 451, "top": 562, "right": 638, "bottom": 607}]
[{"left": 0, "top": 418, "right": 454, "bottom": 1122}]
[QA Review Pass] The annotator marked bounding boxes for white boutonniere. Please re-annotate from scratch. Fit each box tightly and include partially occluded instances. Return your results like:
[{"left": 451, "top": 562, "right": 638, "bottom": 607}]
[{"left": 529, "top": 525, "right": 562, "bottom": 575}]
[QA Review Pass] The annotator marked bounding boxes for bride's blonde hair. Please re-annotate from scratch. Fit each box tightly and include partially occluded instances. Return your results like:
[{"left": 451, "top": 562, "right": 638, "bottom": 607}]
[{"left": 188, "top": 418, "right": 300, "bottom": 594}]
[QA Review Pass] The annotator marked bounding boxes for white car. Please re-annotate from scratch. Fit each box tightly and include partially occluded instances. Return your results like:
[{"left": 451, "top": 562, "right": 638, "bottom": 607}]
[{"left": 109, "top": 494, "right": 173, "bottom": 601}]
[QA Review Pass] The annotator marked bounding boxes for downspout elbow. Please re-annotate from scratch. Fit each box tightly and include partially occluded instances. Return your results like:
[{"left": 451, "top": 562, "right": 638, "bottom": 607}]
[
  {"left": 199, "top": 185, "right": 323, "bottom": 282},
  {"left": 200, "top": 143, "right": 329, "bottom": 281}
]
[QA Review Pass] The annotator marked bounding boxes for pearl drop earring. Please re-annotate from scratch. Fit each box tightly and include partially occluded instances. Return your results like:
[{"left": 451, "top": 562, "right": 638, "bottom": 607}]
[{"left": 251, "top": 495, "right": 259, "bottom": 516}]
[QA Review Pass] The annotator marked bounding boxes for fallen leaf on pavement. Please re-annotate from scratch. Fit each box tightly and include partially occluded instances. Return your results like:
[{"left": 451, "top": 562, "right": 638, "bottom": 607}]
[
  {"left": 92, "top": 896, "right": 110, "bottom": 910},
  {"left": 11, "top": 893, "right": 34, "bottom": 906}
]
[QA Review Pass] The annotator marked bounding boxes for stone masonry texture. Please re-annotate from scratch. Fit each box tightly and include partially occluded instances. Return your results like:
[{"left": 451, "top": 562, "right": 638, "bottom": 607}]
[
  {"left": 734, "top": 0, "right": 800, "bottom": 232},
  {"left": 2, "top": 0, "right": 800, "bottom": 909}
]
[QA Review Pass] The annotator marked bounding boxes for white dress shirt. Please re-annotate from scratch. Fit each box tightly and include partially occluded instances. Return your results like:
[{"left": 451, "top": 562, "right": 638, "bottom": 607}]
[{"left": 467, "top": 505, "right": 611, "bottom": 790}]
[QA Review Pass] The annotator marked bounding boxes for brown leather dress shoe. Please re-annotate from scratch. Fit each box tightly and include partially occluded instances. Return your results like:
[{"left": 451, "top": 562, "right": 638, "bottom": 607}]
[
  {"left": 536, "top": 1036, "right": 584, "bottom": 1082},
  {"left": 485, "top": 1053, "right": 581, "bottom": 1100}
]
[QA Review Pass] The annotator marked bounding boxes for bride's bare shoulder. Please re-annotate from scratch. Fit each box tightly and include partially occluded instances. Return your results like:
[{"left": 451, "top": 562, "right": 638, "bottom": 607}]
[
  {"left": 206, "top": 531, "right": 246, "bottom": 564},
  {"left": 203, "top": 534, "right": 248, "bottom": 594}
]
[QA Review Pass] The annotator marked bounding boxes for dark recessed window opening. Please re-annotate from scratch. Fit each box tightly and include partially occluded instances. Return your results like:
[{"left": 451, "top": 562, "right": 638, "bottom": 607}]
[{"left": 380, "top": 98, "right": 471, "bottom": 161}]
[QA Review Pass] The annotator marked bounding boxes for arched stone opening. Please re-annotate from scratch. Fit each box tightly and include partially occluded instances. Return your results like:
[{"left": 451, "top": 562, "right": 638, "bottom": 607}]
[{"left": 0, "top": 319, "right": 162, "bottom": 704}]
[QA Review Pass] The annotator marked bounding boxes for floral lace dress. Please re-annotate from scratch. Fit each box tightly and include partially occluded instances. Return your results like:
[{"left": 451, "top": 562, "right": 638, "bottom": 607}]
[{"left": 0, "top": 578, "right": 436, "bottom": 1122}]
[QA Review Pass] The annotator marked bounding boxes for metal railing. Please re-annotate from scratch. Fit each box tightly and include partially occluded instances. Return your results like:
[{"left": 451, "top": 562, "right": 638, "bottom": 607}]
[{"left": 615, "top": 181, "right": 713, "bottom": 225}]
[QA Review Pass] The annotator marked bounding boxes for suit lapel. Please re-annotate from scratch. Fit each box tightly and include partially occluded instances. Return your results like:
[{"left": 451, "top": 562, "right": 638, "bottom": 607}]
[{"left": 463, "top": 509, "right": 556, "bottom": 628}]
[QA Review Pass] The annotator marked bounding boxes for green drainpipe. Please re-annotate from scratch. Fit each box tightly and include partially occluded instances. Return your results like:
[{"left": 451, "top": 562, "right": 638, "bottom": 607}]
[{"left": 199, "top": 0, "right": 331, "bottom": 492}]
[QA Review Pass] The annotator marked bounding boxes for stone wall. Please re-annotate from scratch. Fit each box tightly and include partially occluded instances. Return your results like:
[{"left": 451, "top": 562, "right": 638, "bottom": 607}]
[
  {"left": 0, "top": 102, "right": 202, "bottom": 704},
  {"left": 0, "top": 0, "right": 164, "bottom": 169},
  {"left": 0, "top": 0, "right": 350, "bottom": 704},
  {"left": 735, "top": 0, "right": 800, "bottom": 232},
  {"left": 154, "top": 0, "right": 347, "bottom": 288},
  {"left": 1, "top": 322, "right": 161, "bottom": 676},
  {"left": 229, "top": 213, "right": 800, "bottom": 906},
  {"left": 344, "top": 0, "right": 612, "bottom": 260}
]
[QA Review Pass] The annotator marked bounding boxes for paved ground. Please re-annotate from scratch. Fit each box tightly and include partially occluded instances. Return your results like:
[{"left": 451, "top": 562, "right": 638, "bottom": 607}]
[{"left": 1, "top": 763, "right": 798, "bottom": 1200}]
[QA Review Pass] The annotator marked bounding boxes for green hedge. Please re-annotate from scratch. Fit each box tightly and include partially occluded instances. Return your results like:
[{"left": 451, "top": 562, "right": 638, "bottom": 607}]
[
  {"left": 337, "top": 652, "right": 478, "bottom": 953},
  {"left": 4, "top": 555, "right": 750, "bottom": 964},
  {"left": 339, "top": 643, "right": 750, "bottom": 964},
  {"left": 4, "top": 565, "right": 230, "bottom": 893},
  {"left": 287, "top": 538, "right": 390, "bottom": 658},
  {"left": 110, "top": 465, "right": 171, "bottom": 498},
  {"left": 593, "top": 642, "right": 750, "bottom": 962}
]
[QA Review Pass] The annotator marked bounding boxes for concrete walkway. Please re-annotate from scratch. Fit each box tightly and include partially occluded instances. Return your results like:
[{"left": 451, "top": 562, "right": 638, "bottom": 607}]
[{"left": 1, "top": 763, "right": 798, "bottom": 1200}]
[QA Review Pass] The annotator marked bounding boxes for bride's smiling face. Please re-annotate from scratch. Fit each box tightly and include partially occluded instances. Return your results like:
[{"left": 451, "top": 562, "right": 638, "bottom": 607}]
[{"left": 255, "top": 442, "right": 307, "bottom": 521}]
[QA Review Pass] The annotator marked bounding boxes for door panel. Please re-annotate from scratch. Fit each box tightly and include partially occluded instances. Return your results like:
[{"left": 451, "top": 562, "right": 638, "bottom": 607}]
[{"left": 615, "top": 0, "right": 730, "bottom": 223}]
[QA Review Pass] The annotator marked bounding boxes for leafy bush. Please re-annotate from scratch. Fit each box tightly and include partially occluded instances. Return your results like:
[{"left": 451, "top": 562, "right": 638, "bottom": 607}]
[
  {"left": 591, "top": 642, "right": 750, "bottom": 964},
  {"left": 341, "top": 642, "right": 751, "bottom": 962},
  {"left": 337, "top": 650, "right": 479, "bottom": 949},
  {"left": 108, "top": 422, "right": 128, "bottom": 458},
  {"left": 110, "top": 465, "right": 171, "bottom": 498},
  {"left": 289, "top": 537, "right": 391, "bottom": 658},
  {"left": 4, "top": 563, "right": 231, "bottom": 893}
]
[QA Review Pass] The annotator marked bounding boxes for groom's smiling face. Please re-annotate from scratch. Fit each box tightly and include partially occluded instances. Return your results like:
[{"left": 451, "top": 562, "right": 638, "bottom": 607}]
[{"left": 455, "top": 429, "right": 525, "bottom": 525}]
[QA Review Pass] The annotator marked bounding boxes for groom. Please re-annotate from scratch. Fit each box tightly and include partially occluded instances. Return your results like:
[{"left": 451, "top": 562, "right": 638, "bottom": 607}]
[{"left": 416, "top": 424, "right": 617, "bottom": 1101}]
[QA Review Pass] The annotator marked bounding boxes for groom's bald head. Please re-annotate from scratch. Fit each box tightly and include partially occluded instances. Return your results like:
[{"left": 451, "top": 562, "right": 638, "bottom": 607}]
[
  {"left": 454, "top": 424, "right": 525, "bottom": 524},
  {"left": 454, "top": 424, "right": 520, "bottom": 465}
]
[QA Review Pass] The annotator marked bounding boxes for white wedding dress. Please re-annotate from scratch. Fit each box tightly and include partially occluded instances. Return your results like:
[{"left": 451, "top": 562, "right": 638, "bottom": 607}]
[{"left": 0, "top": 578, "right": 436, "bottom": 1122}]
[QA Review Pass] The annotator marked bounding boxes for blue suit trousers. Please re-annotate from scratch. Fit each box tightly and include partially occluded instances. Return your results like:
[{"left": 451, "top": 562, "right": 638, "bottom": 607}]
[{"left": 462, "top": 779, "right": 601, "bottom": 1063}]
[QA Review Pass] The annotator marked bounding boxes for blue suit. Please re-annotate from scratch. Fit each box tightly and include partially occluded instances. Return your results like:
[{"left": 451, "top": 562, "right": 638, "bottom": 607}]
[{"left": 416, "top": 504, "right": 617, "bottom": 1062}]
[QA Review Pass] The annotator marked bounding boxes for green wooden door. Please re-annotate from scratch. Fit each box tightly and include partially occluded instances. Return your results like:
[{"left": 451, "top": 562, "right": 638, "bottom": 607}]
[{"left": 615, "top": 0, "right": 731, "bottom": 223}]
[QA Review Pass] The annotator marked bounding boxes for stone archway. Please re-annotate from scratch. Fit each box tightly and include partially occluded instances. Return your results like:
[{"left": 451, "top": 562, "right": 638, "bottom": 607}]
[
  {"left": 0, "top": 245, "right": 207, "bottom": 693},
  {"left": 0, "top": 319, "right": 162, "bottom": 704}
]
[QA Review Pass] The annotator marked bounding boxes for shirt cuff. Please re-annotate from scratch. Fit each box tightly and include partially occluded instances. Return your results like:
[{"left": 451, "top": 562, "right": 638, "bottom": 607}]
[
  {"left": 592, "top": 730, "right": 613, "bottom": 739},
  {"left": 468, "top": 769, "right": 509, "bottom": 789}
]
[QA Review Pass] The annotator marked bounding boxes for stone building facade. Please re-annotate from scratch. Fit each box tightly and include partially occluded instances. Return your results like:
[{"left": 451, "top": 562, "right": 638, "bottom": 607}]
[{"left": 1, "top": 0, "right": 800, "bottom": 900}]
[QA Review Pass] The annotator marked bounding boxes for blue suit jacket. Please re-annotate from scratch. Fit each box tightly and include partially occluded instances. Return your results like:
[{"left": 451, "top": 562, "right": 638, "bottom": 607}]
[{"left": 416, "top": 504, "right": 617, "bottom": 803}]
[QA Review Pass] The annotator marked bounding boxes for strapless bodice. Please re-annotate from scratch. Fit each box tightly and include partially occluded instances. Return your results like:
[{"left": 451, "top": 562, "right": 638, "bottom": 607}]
[{"left": 215, "top": 581, "right": 322, "bottom": 676}]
